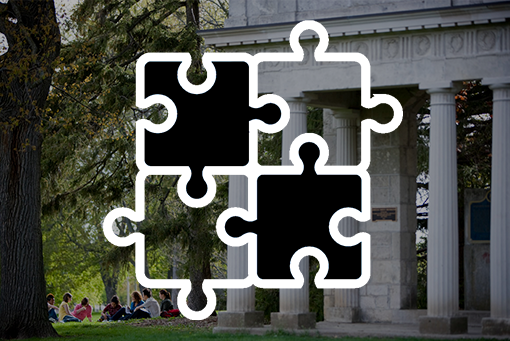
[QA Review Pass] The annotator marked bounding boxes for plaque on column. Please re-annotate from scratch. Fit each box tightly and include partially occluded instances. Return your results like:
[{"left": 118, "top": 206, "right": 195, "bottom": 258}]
[{"left": 371, "top": 207, "right": 397, "bottom": 222}]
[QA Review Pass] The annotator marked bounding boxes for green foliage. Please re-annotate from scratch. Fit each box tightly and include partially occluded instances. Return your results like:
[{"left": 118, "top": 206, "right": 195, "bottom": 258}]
[
  {"left": 41, "top": 0, "right": 231, "bottom": 306},
  {"left": 42, "top": 201, "right": 117, "bottom": 305},
  {"left": 309, "top": 257, "right": 324, "bottom": 322},
  {"left": 416, "top": 236, "right": 427, "bottom": 309},
  {"left": 456, "top": 81, "right": 493, "bottom": 189},
  {"left": 307, "top": 107, "right": 324, "bottom": 137},
  {"left": 255, "top": 288, "right": 279, "bottom": 324}
]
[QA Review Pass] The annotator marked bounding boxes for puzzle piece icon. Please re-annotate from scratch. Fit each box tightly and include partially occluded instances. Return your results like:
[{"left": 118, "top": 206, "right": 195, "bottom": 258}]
[
  {"left": 136, "top": 54, "right": 289, "bottom": 206},
  {"left": 225, "top": 141, "right": 363, "bottom": 281},
  {"left": 143, "top": 61, "right": 282, "bottom": 199},
  {"left": 217, "top": 134, "right": 371, "bottom": 289}
]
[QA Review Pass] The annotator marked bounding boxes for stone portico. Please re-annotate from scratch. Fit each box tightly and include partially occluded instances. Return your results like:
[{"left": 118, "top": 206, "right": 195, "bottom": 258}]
[{"left": 200, "top": 0, "right": 510, "bottom": 335}]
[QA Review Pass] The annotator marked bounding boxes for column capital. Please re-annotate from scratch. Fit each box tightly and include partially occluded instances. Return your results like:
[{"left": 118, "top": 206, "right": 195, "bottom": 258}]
[
  {"left": 283, "top": 96, "right": 309, "bottom": 102},
  {"left": 283, "top": 97, "right": 309, "bottom": 114},
  {"left": 482, "top": 77, "right": 510, "bottom": 90},
  {"left": 279, "top": 91, "right": 307, "bottom": 103},
  {"left": 331, "top": 107, "right": 360, "bottom": 120},
  {"left": 419, "top": 81, "right": 462, "bottom": 94}
]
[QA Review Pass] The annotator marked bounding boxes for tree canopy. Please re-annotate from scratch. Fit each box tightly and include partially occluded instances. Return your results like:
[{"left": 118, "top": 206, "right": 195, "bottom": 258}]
[{"left": 41, "top": 0, "right": 233, "bottom": 314}]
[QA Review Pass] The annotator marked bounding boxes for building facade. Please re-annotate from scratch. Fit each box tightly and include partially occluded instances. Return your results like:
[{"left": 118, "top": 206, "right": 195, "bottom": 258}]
[{"left": 200, "top": 0, "right": 510, "bottom": 335}]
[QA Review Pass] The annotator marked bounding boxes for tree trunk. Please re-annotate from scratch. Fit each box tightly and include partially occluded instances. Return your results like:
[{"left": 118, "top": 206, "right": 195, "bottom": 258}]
[
  {"left": 0, "top": 121, "right": 58, "bottom": 338},
  {"left": 0, "top": 0, "right": 60, "bottom": 338},
  {"left": 186, "top": 0, "right": 200, "bottom": 27},
  {"left": 100, "top": 265, "right": 119, "bottom": 303},
  {"left": 186, "top": 207, "right": 214, "bottom": 314},
  {"left": 171, "top": 247, "right": 180, "bottom": 309},
  {"left": 188, "top": 259, "right": 210, "bottom": 312}
]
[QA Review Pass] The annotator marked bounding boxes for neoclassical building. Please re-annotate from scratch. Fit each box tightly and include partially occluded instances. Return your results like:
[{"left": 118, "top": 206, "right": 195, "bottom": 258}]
[{"left": 200, "top": 0, "right": 510, "bottom": 335}]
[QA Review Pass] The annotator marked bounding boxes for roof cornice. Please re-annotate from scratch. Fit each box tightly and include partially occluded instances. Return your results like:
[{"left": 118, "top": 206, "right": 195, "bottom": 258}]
[{"left": 199, "top": 2, "right": 510, "bottom": 47}]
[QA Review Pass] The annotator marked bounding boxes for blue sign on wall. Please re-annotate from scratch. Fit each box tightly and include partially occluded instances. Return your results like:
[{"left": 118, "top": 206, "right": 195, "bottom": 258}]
[{"left": 469, "top": 191, "right": 491, "bottom": 242}]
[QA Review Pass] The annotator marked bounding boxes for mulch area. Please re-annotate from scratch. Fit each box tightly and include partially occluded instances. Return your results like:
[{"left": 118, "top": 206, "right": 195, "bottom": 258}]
[{"left": 127, "top": 316, "right": 218, "bottom": 329}]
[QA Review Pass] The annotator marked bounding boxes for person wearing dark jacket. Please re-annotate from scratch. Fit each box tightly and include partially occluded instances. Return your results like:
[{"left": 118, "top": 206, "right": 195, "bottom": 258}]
[
  {"left": 159, "top": 289, "right": 173, "bottom": 313},
  {"left": 98, "top": 295, "right": 122, "bottom": 322}
]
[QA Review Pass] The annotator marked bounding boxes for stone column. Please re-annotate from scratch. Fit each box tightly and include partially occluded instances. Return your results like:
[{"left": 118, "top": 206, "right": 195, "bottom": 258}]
[
  {"left": 271, "top": 97, "right": 316, "bottom": 330},
  {"left": 481, "top": 79, "right": 510, "bottom": 336},
  {"left": 324, "top": 108, "right": 361, "bottom": 322},
  {"left": 281, "top": 99, "right": 308, "bottom": 166},
  {"left": 217, "top": 175, "right": 264, "bottom": 329},
  {"left": 418, "top": 83, "right": 467, "bottom": 334}
]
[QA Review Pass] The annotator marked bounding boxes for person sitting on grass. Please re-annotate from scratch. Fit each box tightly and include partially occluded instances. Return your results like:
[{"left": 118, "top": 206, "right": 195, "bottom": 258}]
[
  {"left": 159, "top": 289, "right": 173, "bottom": 313},
  {"left": 59, "top": 292, "right": 82, "bottom": 323},
  {"left": 98, "top": 295, "right": 122, "bottom": 322},
  {"left": 72, "top": 297, "right": 92, "bottom": 322},
  {"left": 112, "top": 291, "right": 144, "bottom": 321},
  {"left": 47, "top": 294, "right": 59, "bottom": 323},
  {"left": 127, "top": 288, "right": 160, "bottom": 320},
  {"left": 159, "top": 289, "right": 181, "bottom": 318}
]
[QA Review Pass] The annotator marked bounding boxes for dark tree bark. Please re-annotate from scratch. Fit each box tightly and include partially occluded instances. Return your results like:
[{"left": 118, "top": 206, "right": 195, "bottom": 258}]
[
  {"left": 186, "top": 0, "right": 200, "bottom": 28},
  {"left": 0, "top": 0, "right": 60, "bottom": 338},
  {"left": 186, "top": 207, "right": 214, "bottom": 314},
  {"left": 188, "top": 257, "right": 212, "bottom": 312},
  {"left": 100, "top": 264, "right": 119, "bottom": 304}
]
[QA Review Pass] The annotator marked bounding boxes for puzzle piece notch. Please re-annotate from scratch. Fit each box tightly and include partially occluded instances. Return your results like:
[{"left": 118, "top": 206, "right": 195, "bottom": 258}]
[{"left": 225, "top": 142, "right": 363, "bottom": 281}]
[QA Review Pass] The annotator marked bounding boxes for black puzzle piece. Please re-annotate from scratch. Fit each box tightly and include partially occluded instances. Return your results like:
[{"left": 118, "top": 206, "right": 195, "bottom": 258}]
[
  {"left": 143, "top": 61, "right": 281, "bottom": 199},
  {"left": 225, "top": 142, "right": 363, "bottom": 281}
]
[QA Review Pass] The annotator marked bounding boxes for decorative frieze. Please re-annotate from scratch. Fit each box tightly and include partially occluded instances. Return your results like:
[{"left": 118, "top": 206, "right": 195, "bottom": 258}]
[
  {"left": 231, "top": 25, "right": 509, "bottom": 72},
  {"left": 413, "top": 35, "right": 431, "bottom": 57},
  {"left": 381, "top": 38, "right": 400, "bottom": 59}
]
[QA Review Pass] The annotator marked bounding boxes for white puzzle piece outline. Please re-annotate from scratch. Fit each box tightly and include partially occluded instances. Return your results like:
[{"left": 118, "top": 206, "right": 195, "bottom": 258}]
[{"left": 102, "top": 20, "right": 403, "bottom": 321}]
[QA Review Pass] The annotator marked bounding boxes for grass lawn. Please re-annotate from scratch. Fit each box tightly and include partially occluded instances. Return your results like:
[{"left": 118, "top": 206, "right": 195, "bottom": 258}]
[
  {"left": 25, "top": 313, "right": 486, "bottom": 341},
  {"left": 28, "top": 320, "right": 331, "bottom": 341}
]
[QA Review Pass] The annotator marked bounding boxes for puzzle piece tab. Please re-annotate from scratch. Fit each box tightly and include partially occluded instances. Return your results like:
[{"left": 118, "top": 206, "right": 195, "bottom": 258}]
[
  {"left": 143, "top": 61, "right": 282, "bottom": 199},
  {"left": 224, "top": 141, "right": 363, "bottom": 281}
]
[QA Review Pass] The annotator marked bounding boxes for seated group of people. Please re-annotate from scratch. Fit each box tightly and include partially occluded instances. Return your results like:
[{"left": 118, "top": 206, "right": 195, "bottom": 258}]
[{"left": 47, "top": 288, "right": 179, "bottom": 323}]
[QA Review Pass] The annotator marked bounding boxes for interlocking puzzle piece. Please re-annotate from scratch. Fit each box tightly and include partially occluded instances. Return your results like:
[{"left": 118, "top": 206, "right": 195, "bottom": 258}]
[
  {"left": 136, "top": 54, "right": 289, "bottom": 206},
  {"left": 225, "top": 141, "right": 362, "bottom": 281},
  {"left": 144, "top": 61, "right": 282, "bottom": 199},
  {"left": 217, "top": 134, "right": 371, "bottom": 289}
]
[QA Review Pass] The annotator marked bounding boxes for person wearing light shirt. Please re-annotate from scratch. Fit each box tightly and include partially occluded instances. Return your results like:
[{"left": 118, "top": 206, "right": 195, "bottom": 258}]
[
  {"left": 59, "top": 292, "right": 81, "bottom": 323},
  {"left": 128, "top": 288, "right": 160, "bottom": 319}
]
